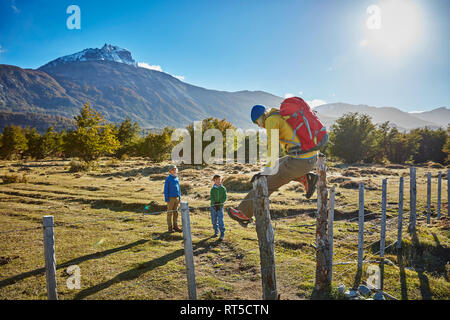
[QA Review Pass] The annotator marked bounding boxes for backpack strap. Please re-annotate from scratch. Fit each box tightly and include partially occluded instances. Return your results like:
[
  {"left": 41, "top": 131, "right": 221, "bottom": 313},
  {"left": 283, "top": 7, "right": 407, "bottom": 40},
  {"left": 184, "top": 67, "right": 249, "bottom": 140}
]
[{"left": 268, "top": 110, "right": 303, "bottom": 148}]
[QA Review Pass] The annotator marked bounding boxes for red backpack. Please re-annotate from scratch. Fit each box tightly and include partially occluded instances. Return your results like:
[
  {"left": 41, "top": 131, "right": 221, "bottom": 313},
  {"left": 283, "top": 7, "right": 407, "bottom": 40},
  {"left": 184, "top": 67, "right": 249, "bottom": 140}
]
[{"left": 279, "top": 97, "right": 328, "bottom": 154}]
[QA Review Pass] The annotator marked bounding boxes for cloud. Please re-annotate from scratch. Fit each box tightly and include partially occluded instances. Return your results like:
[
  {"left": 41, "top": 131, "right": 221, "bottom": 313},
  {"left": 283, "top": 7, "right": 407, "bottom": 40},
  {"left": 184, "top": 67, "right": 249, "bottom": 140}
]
[
  {"left": 0, "top": 45, "right": 6, "bottom": 54},
  {"left": 138, "top": 62, "right": 163, "bottom": 72},
  {"left": 284, "top": 93, "right": 294, "bottom": 99},
  {"left": 306, "top": 99, "right": 327, "bottom": 108},
  {"left": 11, "top": 0, "right": 19, "bottom": 13},
  {"left": 138, "top": 62, "right": 185, "bottom": 81}
]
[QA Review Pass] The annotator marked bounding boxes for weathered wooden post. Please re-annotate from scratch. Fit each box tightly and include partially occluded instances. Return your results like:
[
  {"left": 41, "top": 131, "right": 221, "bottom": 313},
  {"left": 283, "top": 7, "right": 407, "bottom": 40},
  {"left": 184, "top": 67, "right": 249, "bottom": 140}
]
[
  {"left": 437, "top": 172, "right": 442, "bottom": 220},
  {"left": 447, "top": 170, "right": 449, "bottom": 218},
  {"left": 427, "top": 172, "right": 431, "bottom": 225},
  {"left": 327, "top": 187, "right": 335, "bottom": 284},
  {"left": 408, "top": 167, "right": 416, "bottom": 233},
  {"left": 397, "top": 177, "right": 404, "bottom": 249},
  {"left": 253, "top": 176, "right": 278, "bottom": 300},
  {"left": 180, "top": 202, "right": 197, "bottom": 300},
  {"left": 315, "top": 154, "right": 330, "bottom": 293},
  {"left": 380, "top": 179, "right": 387, "bottom": 258},
  {"left": 43, "top": 216, "right": 58, "bottom": 300},
  {"left": 357, "top": 183, "right": 365, "bottom": 272}
]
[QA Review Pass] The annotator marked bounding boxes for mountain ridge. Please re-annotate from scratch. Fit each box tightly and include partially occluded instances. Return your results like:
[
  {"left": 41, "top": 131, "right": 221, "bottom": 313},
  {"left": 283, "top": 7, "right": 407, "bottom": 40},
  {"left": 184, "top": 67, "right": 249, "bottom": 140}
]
[{"left": 0, "top": 44, "right": 448, "bottom": 131}]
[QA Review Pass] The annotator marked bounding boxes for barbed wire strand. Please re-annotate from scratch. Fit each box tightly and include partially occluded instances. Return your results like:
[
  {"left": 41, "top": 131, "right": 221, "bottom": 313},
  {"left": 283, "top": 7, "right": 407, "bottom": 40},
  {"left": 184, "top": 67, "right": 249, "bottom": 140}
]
[
  {"left": 0, "top": 226, "right": 42, "bottom": 235},
  {"left": 332, "top": 217, "right": 406, "bottom": 265}
]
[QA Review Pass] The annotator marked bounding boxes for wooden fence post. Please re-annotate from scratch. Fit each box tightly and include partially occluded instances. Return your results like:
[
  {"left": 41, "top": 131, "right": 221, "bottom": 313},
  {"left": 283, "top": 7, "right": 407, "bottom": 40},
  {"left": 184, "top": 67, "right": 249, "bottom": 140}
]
[
  {"left": 447, "top": 170, "right": 449, "bottom": 218},
  {"left": 437, "top": 172, "right": 442, "bottom": 220},
  {"left": 357, "top": 183, "right": 365, "bottom": 272},
  {"left": 315, "top": 154, "right": 330, "bottom": 293},
  {"left": 327, "top": 187, "right": 335, "bottom": 284},
  {"left": 427, "top": 172, "right": 431, "bottom": 225},
  {"left": 397, "top": 177, "right": 404, "bottom": 249},
  {"left": 43, "top": 215, "right": 58, "bottom": 300},
  {"left": 180, "top": 202, "right": 197, "bottom": 300},
  {"left": 409, "top": 167, "right": 416, "bottom": 233},
  {"left": 253, "top": 176, "right": 278, "bottom": 300},
  {"left": 380, "top": 179, "right": 387, "bottom": 258}
]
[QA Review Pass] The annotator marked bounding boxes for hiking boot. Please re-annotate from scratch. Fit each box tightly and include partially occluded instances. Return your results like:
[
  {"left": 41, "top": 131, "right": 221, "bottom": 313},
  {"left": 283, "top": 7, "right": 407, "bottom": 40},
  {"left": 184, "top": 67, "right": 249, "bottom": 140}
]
[
  {"left": 168, "top": 227, "right": 174, "bottom": 233},
  {"left": 297, "top": 173, "right": 318, "bottom": 199},
  {"left": 219, "top": 234, "right": 224, "bottom": 241},
  {"left": 173, "top": 226, "right": 183, "bottom": 233},
  {"left": 227, "top": 207, "right": 251, "bottom": 227},
  {"left": 305, "top": 173, "right": 318, "bottom": 199}
]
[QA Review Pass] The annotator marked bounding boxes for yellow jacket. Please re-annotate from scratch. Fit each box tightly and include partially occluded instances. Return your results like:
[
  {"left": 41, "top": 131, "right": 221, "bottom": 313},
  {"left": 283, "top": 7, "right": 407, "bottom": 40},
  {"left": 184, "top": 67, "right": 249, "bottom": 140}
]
[{"left": 265, "top": 108, "right": 318, "bottom": 167}]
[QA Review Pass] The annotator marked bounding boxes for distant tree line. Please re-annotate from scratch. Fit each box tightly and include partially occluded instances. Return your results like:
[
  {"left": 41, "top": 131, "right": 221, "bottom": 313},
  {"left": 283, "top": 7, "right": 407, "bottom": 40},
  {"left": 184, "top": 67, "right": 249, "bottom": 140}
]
[
  {"left": 0, "top": 104, "right": 448, "bottom": 165},
  {"left": 0, "top": 103, "right": 175, "bottom": 163},
  {"left": 327, "top": 112, "right": 449, "bottom": 164}
]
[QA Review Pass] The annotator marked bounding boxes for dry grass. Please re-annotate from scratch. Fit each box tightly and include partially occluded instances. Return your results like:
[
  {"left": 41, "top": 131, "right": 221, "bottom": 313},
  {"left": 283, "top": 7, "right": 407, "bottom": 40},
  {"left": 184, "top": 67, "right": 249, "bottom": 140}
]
[
  {"left": 222, "top": 175, "right": 253, "bottom": 192},
  {"left": 0, "top": 158, "right": 448, "bottom": 300}
]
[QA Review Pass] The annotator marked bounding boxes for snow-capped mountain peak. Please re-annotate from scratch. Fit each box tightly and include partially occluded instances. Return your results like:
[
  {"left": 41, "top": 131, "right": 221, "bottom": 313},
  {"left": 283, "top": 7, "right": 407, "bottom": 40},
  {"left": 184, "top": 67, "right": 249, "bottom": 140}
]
[{"left": 41, "top": 44, "right": 137, "bottom": 68}]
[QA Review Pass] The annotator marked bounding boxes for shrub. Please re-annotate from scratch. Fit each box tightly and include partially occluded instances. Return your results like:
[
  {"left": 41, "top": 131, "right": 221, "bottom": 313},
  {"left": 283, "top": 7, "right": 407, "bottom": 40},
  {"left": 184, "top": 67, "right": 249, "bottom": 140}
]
[
  {"left": 0, "top": 125, "right": 28, "bottom": 159},
  {"left": 180, "top": 183, "right": 193, "bottom": 195},
  {"left": 328, "top": 113, "right": 377, "bottom": 164},
  {"left": 68, "top": 160, "right": 91, "bottom": 173},
  {"left": 63, "top": 103, "right": 120, "bottom": 162},
  {"left": 1, "top": 174, "right": 28, "bottom": 184},
  {"left": 222, "top": 174, "right": 253, "bottom": 192},
  {"left": 137, "top": 128, "right": 174, "bottom": 161}
]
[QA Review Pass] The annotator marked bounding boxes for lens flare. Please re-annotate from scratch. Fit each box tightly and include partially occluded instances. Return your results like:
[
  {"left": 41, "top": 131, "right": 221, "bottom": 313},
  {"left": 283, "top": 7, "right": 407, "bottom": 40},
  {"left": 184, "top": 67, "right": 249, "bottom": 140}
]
[{"left": 364, "top": 0, "right": 424, "bottom": 58}]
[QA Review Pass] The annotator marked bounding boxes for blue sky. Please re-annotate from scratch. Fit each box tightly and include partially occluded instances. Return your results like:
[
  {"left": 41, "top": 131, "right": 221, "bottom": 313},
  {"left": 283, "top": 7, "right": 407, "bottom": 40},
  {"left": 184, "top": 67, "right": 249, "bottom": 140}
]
[{"left": 0, "top": 0, "right": 449, "bottom": 112}]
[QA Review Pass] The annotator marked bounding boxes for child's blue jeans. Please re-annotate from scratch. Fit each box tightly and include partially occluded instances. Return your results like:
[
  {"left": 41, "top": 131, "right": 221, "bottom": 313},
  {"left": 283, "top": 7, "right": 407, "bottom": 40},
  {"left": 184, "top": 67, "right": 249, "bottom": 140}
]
[{"left": 210, "top": 206, "right": 225, "bottom": 235}]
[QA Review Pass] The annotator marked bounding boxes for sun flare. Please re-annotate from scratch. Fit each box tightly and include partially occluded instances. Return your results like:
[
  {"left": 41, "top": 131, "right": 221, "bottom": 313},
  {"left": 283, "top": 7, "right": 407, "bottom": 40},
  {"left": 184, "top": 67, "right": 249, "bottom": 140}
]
[{"left": 363, "top": 0, "right": 424, "bottom": 58}]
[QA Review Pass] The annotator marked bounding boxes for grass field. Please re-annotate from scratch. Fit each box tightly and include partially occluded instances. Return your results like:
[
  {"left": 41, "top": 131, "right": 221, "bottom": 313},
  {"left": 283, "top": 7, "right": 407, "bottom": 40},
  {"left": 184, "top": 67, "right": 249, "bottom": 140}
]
[{"left": 0, "top": 158, "right": 448, "bottom": 300}]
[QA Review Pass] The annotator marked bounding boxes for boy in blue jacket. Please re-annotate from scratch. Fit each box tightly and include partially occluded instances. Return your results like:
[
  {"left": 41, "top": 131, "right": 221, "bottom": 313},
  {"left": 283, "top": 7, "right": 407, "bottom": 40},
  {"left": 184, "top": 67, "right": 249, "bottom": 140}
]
[{"left": 164, "top": 164, "right": 182, "bottom": 233}]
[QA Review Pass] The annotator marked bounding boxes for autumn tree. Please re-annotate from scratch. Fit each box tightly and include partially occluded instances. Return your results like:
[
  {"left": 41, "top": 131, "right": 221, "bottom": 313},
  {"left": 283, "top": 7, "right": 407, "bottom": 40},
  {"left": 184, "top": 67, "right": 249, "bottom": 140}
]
[
  {"left": 0, "top": 125, "right": 28, "bottom": 159},
  {"left": 116, "top": 117, "right": 141, "bottom": 157},
  {"left": 64, "top": 102, "right": 120, "bottom": 162},
  {"left": 137, "top": 127, "right": 174, "bottom": 161}
]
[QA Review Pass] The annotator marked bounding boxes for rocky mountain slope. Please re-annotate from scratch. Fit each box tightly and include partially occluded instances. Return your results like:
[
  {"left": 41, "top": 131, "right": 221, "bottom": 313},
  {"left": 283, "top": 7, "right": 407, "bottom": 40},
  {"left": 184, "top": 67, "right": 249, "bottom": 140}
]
[{"left": 0, "top": 44, "right": 448, "bottom": 131}]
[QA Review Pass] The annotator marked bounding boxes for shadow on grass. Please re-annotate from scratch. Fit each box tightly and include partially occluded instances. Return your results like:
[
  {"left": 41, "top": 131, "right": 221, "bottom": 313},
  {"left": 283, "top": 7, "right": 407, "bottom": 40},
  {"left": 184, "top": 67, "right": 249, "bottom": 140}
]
[
  {"left": 397, "top": 248, "right": 408, "bottom": 300},
  {"left": 410, "top": 230, "right": 432, "bottom": 300},
  {"left": 396, "top": 228, "right": 442, "bottom": 300},
  {"left": 74, "top": 236, "right": 219, "bottom": 300},
  {"left": 0, "top": 239, "right": 149, "bottom": 289}
]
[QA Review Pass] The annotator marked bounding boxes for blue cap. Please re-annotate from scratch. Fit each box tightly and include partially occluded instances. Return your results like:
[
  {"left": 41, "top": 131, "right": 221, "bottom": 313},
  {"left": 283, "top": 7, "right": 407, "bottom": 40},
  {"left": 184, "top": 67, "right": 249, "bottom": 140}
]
[{"left": 251, "top": 105, "right": 266, "bottom": 123}]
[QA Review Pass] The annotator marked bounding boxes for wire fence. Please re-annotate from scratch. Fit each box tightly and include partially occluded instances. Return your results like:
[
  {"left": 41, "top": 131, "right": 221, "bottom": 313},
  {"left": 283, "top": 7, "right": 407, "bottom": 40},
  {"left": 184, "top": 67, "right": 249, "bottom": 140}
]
[{"left": 1, "top": 167, "right": 448, "bottom": 301}]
